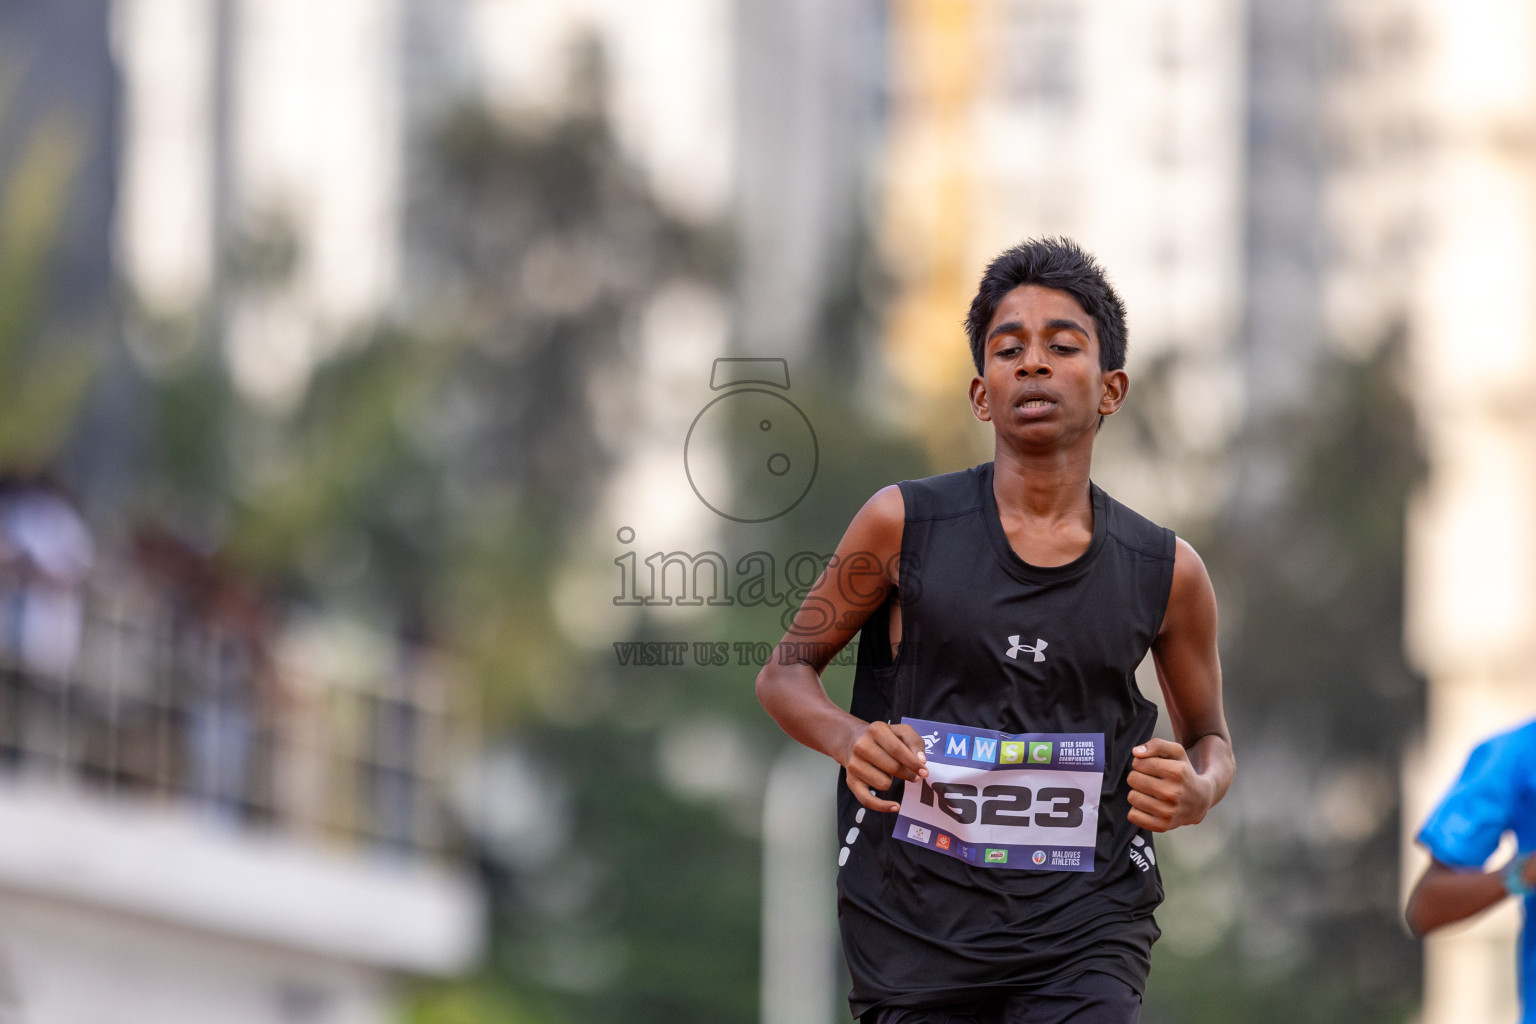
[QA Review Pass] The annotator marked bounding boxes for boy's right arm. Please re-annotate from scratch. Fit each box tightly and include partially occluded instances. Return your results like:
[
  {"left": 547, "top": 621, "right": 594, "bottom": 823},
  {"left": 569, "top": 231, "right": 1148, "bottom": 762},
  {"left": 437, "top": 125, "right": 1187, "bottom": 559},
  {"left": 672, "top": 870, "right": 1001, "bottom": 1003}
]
[
  {"left": 754, "top": 485, "right": 928, "bottom": 813},
  {"left": 1406, "top": 856, "right": 1536, "bottom": 936},
  {"left": 1407, "top": 737, "right": 1524, "bottom": 936}
]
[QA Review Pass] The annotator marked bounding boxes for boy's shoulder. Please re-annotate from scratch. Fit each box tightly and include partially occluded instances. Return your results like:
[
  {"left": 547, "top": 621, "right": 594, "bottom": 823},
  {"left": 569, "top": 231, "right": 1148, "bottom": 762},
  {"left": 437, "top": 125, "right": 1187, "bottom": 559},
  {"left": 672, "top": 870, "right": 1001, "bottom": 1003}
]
[
  {"left": 1095, "top": 486, "right": 1176, "bottom": 563},
  {"left": 895, "top": 464, "right": 987, "bottom": 521},
  {"left": 1465, "top": 719, "right": 1536, "bottom": 777}
]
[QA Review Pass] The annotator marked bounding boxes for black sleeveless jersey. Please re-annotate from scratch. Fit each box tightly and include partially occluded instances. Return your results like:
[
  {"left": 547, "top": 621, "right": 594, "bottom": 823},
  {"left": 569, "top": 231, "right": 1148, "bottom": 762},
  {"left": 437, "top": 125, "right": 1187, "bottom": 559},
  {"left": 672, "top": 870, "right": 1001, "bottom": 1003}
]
[{"left": 837, "top": 462, "right": 1177, "bottom": 1019}]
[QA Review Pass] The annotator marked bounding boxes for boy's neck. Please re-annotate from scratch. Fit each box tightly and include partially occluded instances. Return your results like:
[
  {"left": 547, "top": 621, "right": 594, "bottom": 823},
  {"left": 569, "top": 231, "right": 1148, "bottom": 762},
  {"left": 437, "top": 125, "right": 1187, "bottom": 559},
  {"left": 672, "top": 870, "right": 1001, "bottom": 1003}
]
[{"left": 991, "top": 442, "right": 1095, "bottom": 522}]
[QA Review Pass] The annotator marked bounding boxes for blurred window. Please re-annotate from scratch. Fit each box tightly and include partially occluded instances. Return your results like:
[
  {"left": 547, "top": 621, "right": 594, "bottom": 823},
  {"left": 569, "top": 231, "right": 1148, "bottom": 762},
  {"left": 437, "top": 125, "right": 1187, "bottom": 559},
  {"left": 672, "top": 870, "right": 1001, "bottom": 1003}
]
[{"left": 1000, "top": 0, "right": 1080, "bottom": 115}]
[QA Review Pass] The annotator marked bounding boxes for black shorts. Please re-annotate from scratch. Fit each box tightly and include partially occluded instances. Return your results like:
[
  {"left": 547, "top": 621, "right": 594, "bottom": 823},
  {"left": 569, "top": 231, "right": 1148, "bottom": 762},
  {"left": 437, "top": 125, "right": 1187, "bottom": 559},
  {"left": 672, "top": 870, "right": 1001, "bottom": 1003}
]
[{"left": 866, "top": 973, "right": 1141, "bottom": 1024}]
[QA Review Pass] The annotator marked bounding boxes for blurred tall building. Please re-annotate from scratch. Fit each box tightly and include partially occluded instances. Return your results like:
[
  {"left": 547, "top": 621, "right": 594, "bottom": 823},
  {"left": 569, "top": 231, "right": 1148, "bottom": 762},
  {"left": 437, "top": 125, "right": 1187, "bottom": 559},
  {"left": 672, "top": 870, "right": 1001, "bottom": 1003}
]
[
  {"left": 0, "top": 0, "right": 137, "bottom": 508},
  {"left": 0, "top": 0, "right": 116, "bottom": 330},
  {"left": 876, "top": 0, "right": 1421, "bottom": 508},
  {"left": 734, "top": 0, "right": 887, "bottom": 361},
  {"left": 0, "top": 4, "right": 483, "bottom": 1024},
  {"left": 1238, "top": 0, "right": 1420, "bottom": 515}
]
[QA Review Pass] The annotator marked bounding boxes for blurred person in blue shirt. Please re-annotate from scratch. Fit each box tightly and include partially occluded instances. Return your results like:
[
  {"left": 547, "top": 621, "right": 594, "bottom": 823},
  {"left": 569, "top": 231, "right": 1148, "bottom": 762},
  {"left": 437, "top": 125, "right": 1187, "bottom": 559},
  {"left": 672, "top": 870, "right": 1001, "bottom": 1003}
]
[{"left": 1408, "top": 719, "right": 1536, "bottom": 1022}]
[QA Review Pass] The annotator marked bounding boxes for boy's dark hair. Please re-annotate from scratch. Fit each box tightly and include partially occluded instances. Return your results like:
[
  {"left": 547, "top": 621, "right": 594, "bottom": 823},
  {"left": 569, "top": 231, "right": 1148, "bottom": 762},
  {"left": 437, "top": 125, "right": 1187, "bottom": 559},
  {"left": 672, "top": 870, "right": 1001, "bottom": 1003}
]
[{"left": 964, "top": 237, "right": 1128, "bottom": 374}]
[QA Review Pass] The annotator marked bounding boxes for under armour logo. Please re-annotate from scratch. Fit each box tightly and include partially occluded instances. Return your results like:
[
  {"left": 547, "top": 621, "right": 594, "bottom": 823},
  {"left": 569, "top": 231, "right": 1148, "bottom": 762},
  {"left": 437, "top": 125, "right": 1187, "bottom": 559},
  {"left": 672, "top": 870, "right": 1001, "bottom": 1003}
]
[{"left": 1006, "top": 635, "right": 1048, "bottom": 662}]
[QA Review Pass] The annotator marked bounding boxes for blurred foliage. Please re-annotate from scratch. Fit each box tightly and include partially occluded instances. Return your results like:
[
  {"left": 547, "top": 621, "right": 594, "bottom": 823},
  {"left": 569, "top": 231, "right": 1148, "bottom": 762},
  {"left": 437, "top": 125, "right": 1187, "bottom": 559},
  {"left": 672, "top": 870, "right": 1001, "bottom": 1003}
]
[
  {"left": 395, "top": 97, "right": 929, "bottom": 1024},
  {"left": 0, "top": 90, "right": 99, "bottom": 474}
]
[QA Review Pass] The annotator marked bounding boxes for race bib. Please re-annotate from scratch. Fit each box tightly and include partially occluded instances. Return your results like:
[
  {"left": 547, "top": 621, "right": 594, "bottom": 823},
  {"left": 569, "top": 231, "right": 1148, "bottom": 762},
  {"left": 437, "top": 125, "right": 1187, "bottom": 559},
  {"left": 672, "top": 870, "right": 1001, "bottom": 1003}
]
[{"left": 893, "top": 718, "right": 1103, "bottom": 871}]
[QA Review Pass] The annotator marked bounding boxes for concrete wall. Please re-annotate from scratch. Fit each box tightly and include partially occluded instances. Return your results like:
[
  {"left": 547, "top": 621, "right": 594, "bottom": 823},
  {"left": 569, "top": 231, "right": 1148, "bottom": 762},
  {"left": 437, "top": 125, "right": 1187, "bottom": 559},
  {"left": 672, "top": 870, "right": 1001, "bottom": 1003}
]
[{"left": 0, "top": 780, "right": 482, "bottom": 1024}]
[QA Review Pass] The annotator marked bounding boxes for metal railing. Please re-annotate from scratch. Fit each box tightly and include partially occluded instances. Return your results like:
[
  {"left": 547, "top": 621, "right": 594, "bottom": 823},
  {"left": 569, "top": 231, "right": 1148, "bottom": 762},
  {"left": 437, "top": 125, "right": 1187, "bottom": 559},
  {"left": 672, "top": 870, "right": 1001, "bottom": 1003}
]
[{"left": 0, "top": 568, "right": 470, "bottom": 858}]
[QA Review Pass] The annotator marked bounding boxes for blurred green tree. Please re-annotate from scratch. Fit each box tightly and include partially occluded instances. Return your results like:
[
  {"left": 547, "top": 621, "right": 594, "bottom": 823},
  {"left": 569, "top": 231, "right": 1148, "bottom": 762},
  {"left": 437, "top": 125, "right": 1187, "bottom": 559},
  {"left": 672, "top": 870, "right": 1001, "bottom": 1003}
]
[
  {"left": 1143, "top": 333, "right": 1425, "bottom": 1024},
  {"left": 381, "top": 49, "right": 931, "bottom": 1024}
]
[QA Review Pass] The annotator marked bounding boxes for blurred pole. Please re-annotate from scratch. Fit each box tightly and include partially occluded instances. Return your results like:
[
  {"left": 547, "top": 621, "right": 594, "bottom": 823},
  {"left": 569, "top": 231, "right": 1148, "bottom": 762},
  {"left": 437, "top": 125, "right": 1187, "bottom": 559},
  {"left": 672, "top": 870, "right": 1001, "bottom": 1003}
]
[
  {"left": 761, "top": 745, "right": 836, "bottom": 1024},
  {"left": 211, "top": 0, "right": 236, "bottom": 332},
  {"left": 0, "top": 940, "right": 22, "bottom": 1024}
]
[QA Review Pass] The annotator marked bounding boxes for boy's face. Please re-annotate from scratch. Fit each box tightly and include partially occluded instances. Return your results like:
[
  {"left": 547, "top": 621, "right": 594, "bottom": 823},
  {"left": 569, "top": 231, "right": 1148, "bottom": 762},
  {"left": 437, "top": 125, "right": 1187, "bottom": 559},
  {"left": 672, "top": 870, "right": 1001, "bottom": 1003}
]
[{"left": 968, "top": 284, "right": 1128, "bottom": 448}]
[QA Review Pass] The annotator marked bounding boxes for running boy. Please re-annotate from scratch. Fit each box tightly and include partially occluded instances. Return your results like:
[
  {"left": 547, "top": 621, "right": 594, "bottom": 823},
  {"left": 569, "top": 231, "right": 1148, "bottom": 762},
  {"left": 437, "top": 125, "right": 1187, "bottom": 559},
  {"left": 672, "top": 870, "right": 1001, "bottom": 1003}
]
[{"left": 757, "top": 238, "right": 1235, "bottom": 1023}]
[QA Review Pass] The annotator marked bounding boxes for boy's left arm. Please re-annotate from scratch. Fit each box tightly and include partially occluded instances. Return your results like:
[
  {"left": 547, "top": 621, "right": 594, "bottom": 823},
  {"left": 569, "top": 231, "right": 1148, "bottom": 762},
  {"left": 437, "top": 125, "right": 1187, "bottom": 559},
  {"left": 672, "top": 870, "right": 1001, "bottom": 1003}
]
[{"left": 1128, "top": 537, "right": 1235, "bottom": 833}]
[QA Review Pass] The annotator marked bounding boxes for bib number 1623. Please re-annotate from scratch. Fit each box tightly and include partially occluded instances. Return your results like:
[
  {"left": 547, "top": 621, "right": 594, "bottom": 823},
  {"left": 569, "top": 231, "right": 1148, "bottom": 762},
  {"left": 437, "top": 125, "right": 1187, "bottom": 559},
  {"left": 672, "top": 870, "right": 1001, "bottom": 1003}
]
[{"left": 919, "top": 780, "right": 1086, "bottom": 828}]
